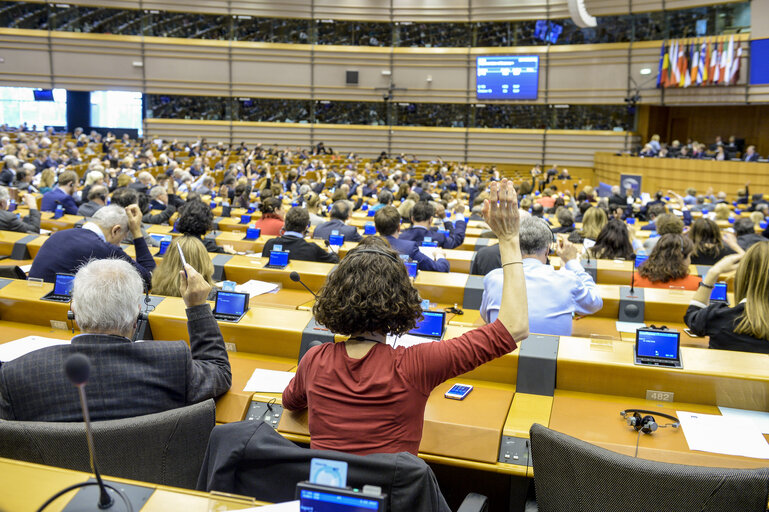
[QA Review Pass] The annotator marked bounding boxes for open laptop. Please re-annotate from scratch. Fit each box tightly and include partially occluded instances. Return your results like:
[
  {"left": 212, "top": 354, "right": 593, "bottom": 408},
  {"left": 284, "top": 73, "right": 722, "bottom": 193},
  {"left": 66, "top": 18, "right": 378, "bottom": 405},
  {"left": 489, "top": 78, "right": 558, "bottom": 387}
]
[
  {"left": 265, "top": 249, "right": 290, "bottom": 269},
  {"left": 296, "top": 482, "right": 386, "bottom": 512},
  {"left": 212, "top": 290, "right": 249, "bottom": 322},
  {"left": 408, "top": 310, "right": 446, "bottom": 340},
  {"left": 41, "top": 273, "right": 75, "bottom": 303},
  {"left": 634, "top": 328, "right": 682, "bottom": 368},
  {"left": 709, "top": 282, "right": 729, "bottom": 305}
]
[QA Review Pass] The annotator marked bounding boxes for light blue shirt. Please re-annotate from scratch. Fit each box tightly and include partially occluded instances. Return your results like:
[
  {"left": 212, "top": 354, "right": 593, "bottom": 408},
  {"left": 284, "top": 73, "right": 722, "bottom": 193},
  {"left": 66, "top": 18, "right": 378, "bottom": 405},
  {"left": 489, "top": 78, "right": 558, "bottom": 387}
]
[{"left": 480, "top": 258, "right": 603, "bottom": 336}]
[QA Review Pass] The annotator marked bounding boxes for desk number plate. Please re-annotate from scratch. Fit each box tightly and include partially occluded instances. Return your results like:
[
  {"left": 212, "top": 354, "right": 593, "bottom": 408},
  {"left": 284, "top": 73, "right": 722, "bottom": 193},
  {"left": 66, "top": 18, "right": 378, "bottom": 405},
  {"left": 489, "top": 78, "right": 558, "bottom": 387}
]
[{"left": 646, "top": 390, "right": 674, "bottom": 402}]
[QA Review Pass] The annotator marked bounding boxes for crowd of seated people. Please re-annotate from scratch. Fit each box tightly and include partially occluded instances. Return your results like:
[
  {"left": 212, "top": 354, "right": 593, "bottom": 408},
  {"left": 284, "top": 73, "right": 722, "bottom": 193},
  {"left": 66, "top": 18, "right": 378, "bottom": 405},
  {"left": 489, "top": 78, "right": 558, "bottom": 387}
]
[{"left": 639, "top": 134, "right": 765, "bottom": 162}]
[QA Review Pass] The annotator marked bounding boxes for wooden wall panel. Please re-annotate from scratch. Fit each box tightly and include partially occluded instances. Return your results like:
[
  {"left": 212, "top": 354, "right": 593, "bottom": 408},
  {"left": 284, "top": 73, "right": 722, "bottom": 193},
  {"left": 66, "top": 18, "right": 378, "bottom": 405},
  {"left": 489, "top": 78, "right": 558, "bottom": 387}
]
[
  {"left": 544, "top": 131, "right": 637, "bottom": 167},
  {"left": 230, "top": 45, "right": 312, "bottom": 100},
  {"left": 547, "top": 45, "right": 630, "bottom": 104},
  {"left": 390, "top": 127, "right": 467, "bottom": 161},
  {"left": 392, "top": 50, "right": 471, "bottom": 103},
  {"left": 0, "top": 30, "right": 52, "bottom": 89},
  {"left": 144, "top": 39, "right": 229, "bottom": 96},
  {"left": 466, "top": 129, "right": 546, "bottom": 164},
  {"left": 313, "top": 47, "right": 396, "bottom": 102}
]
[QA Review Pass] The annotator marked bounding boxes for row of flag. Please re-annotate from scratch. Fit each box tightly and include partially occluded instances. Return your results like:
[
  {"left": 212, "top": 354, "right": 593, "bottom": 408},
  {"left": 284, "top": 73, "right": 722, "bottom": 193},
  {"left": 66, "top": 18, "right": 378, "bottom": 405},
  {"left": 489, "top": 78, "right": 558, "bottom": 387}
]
[{"left": 657, "top": 36, "right": 742, "bottom": 88}]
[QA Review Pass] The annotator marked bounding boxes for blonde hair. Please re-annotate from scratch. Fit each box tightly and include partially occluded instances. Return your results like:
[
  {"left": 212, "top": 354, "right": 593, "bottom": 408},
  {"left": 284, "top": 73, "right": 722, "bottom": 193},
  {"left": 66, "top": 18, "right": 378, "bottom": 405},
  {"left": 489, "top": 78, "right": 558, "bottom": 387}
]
[
  {"left": 580, "top": 207, "right": 608, "bottom": 240},
  {"left": 714, "top": 203, "right": 731, "bottom": 221},
  {"left": 39, "top": 168, "right": 56, "bottom": 188},
  {"left": 151, "top": 236, "right": 214, "bottom": 297},
  {"left": 734, "top": 242, "right": 769, "bottom": 340},
  {"left": 750, "top": 211, "right": 764, "bottom": 226}
]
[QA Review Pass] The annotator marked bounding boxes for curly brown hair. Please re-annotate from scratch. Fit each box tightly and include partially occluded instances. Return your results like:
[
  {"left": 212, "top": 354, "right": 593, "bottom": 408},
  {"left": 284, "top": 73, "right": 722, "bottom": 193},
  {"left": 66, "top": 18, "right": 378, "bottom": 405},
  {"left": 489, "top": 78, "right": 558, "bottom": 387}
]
[
  {"left": 638, "top": 233, "right": 693, "bottom": 283},
  {"left": 313, "top": 236, "right": 423, "bottom": 336}
]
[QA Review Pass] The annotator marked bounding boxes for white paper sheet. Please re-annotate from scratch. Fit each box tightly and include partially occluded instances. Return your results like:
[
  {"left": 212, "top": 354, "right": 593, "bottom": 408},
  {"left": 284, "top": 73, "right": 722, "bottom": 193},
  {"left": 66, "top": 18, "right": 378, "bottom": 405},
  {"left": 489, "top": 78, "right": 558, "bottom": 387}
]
[
  {"left": 386, "top": 333, "right": 436, "bottom": 349},
  {"left": 235, "top": 501, "right": 299, "bottom": 512},
  {"left": 243, "top": 368, "right": 296, "bottom": 393},
  {"left": 677, "top": 411, "right": 769, "bottom": 459},
  {"left": 418, "top": 246, "right": 437, "bottom": 261},
  {"left": 615, "top": 321, "right": 646, "bottom": 334},
  {"left": 718, "top": 407, "right": 769, "bottom": 435},
  {"left": 0, "top": 336, "right": 71, "bottom": 362},
  {"left": 235, "top": 279, "right": 280, "bottom": 296},
  {"left": 19, "top": 264, "right": 32, "bottom": 273}
]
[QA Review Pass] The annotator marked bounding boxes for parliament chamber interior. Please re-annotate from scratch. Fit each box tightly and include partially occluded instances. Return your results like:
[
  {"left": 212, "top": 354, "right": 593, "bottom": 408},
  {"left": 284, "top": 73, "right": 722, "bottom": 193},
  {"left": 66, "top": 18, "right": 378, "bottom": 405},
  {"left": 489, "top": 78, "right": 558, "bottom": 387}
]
[{"left": 1, "top": 0, "right": 769, "bottom": 511}]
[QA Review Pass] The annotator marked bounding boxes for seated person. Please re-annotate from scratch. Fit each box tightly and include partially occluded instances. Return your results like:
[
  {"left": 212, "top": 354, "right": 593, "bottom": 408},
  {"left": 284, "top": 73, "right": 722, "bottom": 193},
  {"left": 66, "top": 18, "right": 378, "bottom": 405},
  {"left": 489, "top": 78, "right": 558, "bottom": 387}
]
[
  {"left": 139, "top": 193, "right": 176, "bottom": 225},
  {"left": 687, "top": 218, "right": 741, "bottom": 265},
  {"left": 40, "top": 170, "right": 79, "bottom": 215},
  {"left": 77, "top": 184, "right": 108, "bottom": 218},
  {"left": 0, "top": 258, "right": 231, "bottom": 421},
  {"left": 29, "top": 204, "right": 155, "bottom": 287},
  {"left": 684, "top": 244, "right": 769, "bottom": 354},
  {"left": 261, "top": 207, "right": 339, "bottom": 264},
  {"left": 252, "top": 197, "right": 285, "bottom": 237},
  {"left": 370, "top": 189, "right": 393, "bottom": 213},
  {"left": 282, "top": 180, "right": 528, "bottom": 456},
  {"left": 735, "top": 218, "right": 768, "bottom": 251},
  {"left": 642, "top": 213, "right": 683, "bottom": 254},
  {"left": 177, "top": 200, "right": 235, "bottom": 254},
  {"left": 481, "top": 217, "right": 603, "bottom": 336},
  {"left": 568, "top": 207, "right": 607, "bottom": 247},
  {"left": 634, "top": 234, "right": 701, "bottom": 290},
  {"left": 152, "top": 236, "right": 215, "bottom": 298},
  {"left": 552, "top": 207, "right": 575, "bottom": 234},
  {"left": 374, "top": 206, "right": 449, "bottom": 272},
  {"left": 313, "top": 200, "right": 362, "bottom": 243},
  {"left": 398, "top": 201, "right": 466, "bottom": 249},
  {"left": 588, "top": 219, "right": 635, "bottom": 260},
  {"left": 0, "top": 187, "right": 39, "bottom": 233}
]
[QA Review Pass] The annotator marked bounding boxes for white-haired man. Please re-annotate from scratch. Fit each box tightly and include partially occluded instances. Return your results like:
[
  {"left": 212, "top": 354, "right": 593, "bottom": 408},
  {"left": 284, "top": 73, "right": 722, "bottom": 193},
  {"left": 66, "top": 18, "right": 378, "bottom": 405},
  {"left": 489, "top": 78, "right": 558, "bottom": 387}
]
[
  {"left": 0, "top": 259, "right": 231, "bottom": 421},
  {"left": 29, "top": 204, "right": 155, "bottom": 286}
]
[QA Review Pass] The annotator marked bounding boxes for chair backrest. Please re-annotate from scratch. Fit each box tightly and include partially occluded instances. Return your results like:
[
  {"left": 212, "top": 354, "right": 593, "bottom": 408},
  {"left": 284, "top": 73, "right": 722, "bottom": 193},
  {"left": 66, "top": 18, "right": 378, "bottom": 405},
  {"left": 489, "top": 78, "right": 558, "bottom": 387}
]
[
  {"left": 529, "top": 423, "right": 769, "bottom": 512},
  {"left": 0, "top": 399, "right": 215, "bottom": 489},
  {"left": 197, "top": 420, "right": 451, "bottom": 512},
  {"left": 0, "top": 266, "right": 26, "bottom": 280}
]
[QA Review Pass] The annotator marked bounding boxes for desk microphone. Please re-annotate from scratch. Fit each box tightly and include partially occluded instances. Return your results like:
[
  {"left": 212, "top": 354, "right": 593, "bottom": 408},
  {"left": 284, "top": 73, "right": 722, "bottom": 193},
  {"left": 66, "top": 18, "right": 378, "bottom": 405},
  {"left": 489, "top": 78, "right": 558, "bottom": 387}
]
[
  {"left": 629, "top": 265, "right": 635, "bottom": 295},
  {"left": 64, "top": 354, "right": 114, "bottom": 510},
  {"left": 289, "top": 271, "right": 318, "bottom": 299}
]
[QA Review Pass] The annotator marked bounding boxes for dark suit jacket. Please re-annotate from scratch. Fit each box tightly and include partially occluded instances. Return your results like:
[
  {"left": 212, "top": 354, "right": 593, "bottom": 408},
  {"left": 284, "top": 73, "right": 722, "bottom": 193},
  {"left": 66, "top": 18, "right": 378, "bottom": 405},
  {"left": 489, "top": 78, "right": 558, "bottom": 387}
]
[
  {"left": 745, "top": 153, "right": 760, "bottom": 162},
  {"left": 0, "top": 168, "right": 14, "bottom": 186},
  {"left": 261, "top": 235, "right": 339, "bottom": 264},
  {"left": 385, "top": 235, "right": 449, "bottom": 272},
  {"left": 399, "top": 220, "right": 466, "bottom": 249},
  {"left": 77, "top": 201, "right": 103, "bottom": 218},
  {"left": 312, "top": 218, "right": 362, "bottom": 243},
  {"left": 470, "top": 244, "right": 501, "bottom": 276},
  {"left": 28, "top": 226, "right": 156, "bottom": 287},
  {"left": 0, "top": 304, "right": 231, "bottom": 422},
  {"left": 0, "top": 208, "right": 40, "bottom": 234},
  {"left": 143, "top": 203, "right": 176, "bottom": 225},
  {"left": 41, "top": 188, "right": 79, "bottom": 215}
]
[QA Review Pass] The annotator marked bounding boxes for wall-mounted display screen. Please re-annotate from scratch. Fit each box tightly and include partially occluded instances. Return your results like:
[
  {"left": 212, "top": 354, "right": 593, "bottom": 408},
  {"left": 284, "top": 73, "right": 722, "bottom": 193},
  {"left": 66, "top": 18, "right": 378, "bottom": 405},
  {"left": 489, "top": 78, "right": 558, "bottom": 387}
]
[{"left": 476, "top": 56, "right": 539, "bottom": 100}]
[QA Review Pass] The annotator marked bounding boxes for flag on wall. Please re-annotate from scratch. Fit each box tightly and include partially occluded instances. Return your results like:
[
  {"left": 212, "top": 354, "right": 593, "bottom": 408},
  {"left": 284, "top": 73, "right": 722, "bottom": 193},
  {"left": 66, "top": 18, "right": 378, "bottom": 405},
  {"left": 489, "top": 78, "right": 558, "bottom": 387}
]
[
  {"left": 657, "top": 41, "right": 667, "bottom": 88},
  {"left": 730, "top": 42, "right": 742, "bottom": 84},
  {"left": 657, "top": 37, "right": 741, "bottom": 88},
  {"left": 709, "top": 40, "right": 719, "bottom": 84}
]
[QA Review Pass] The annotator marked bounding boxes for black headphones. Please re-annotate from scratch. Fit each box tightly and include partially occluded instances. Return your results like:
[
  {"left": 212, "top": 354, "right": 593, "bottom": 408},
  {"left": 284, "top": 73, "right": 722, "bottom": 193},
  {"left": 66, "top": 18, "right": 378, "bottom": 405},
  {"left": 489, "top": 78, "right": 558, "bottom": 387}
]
[{"left": 620, "top": 409, "right": 680, "bottom": 434}]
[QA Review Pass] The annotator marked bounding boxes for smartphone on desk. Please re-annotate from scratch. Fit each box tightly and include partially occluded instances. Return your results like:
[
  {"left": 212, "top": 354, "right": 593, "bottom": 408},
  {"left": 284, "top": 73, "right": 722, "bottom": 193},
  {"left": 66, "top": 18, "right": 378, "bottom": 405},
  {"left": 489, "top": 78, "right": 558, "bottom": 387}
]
[{"left": 445, "top": 383, "right": 473, "bottom": 401}]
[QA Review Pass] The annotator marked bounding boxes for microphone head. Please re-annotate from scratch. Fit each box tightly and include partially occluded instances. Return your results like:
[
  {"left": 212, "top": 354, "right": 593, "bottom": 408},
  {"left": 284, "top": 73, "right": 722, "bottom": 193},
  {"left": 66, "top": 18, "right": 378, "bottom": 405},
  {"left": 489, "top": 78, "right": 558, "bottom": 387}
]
[
  {"left": 289, "top": 271, "right": 301, "bottom": 282},
  {"left": 64, "top": 353, "right": 91, "bottom": 386}
]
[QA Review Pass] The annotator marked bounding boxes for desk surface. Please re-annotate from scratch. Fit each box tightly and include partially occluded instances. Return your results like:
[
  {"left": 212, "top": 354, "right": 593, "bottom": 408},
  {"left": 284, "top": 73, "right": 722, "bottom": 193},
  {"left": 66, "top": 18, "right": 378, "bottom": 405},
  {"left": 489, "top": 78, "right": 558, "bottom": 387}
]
[{"left": 0, "top": 457, "right": 262, "bottom": 512}]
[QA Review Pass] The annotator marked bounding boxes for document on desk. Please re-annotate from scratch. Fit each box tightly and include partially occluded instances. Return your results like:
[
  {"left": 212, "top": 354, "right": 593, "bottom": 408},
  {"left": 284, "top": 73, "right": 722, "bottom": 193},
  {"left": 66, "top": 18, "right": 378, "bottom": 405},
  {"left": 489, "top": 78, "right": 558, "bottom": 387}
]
[
  {"left": 677, "top": 411, "right": 769, "bottom": 459},
  {"left": 0, "top": 336, "right": 71, "bottom": 362},
  {"left": 718, "top": 407, "right": 769, "bottom": 435},
  {"left": 386, "top": 333, "right": 435, "bottom": 349},
  {"left": 234, "top": 279, "right": 280, "bottom": 296},
  {"left": 418, "top": 246, "right": 437, "bottom": 260},
  {"left": 244, "top": 368, "right": 296, "bottom": 393},
  {"left": 615, "top": 321, "right": 646, "bottom": 334}
]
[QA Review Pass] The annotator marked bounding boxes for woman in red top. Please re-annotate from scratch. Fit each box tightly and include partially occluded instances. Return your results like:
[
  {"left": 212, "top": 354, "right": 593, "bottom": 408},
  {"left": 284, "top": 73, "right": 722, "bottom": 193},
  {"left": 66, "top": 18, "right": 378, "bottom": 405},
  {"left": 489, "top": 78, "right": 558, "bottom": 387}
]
[
  {"left": 252, "top": 197, "right": 284, "bottom": 236},
  {"left": 283, "top": 180, "right": 529, "bottom": 456},
  {"left": 634, "top": 233, "right": 702, "bottom": 291}
]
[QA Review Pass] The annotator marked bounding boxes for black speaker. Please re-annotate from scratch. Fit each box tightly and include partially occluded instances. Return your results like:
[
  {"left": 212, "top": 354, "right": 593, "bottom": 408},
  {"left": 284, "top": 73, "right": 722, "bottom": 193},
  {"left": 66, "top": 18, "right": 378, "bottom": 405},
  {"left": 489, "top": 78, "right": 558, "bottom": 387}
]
[{"left": 346, "top": 70, "right": 359, "bottom": 85}]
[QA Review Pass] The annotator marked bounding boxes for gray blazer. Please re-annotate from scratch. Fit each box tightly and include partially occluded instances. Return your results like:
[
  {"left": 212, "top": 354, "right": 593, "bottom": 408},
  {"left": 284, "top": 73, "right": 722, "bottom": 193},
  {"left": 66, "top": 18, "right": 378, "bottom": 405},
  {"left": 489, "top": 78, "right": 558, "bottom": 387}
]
[
  {"left": 0, "top": 304, "right": 231, "bottom": 422},
  {"left": 0, "top": 208, "right": 40, "bottom": 234},
  {"left": 312, "top": 218, "right": 362, "bottom": 243}
]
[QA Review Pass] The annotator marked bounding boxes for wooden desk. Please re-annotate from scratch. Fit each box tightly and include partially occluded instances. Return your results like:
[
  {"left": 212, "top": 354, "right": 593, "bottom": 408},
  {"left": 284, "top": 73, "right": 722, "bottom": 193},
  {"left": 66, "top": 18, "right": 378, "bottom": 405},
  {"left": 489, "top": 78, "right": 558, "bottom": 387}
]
[{"left": 0, "top": 457, "right": 261, "bottom": 512}]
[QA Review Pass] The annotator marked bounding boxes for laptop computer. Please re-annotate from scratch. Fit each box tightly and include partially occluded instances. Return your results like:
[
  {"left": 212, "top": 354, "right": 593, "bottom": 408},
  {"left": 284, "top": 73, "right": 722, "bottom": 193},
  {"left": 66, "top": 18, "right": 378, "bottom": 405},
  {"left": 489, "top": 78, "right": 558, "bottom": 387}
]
[
  {"left": 212, "top": 290, "right": 249, "bottom": 322},
  {"left": 265, "top": 249, "right": 289, "bottom": 269},
  {"left": 408, "top": 310, "right": 446, "bottom": 340},
  {"left": 709, "top": 281, "right": 729, "bottom": 305},
  {"left": 634, "top": 328, "right": 682, "bottom": 368},
  {"left": 41, "top": 273, "right": 75, "bottom": 303},
  {"left": 296, "top": 482, "right": 386, "bottom": 512}
]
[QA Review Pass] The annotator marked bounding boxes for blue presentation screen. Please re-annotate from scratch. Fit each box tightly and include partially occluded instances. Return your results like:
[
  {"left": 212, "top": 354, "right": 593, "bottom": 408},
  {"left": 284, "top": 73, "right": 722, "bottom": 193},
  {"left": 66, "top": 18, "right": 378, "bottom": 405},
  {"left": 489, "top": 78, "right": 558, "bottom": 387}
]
[
  {"left": 216, "top": 291, "right": 247, "bottom": 316},
  {"left": 636, "top": 330, "right": 679, "bottom": 360},
  {"left": 476, "top": 55, "right": 539, "bottom": 100}
]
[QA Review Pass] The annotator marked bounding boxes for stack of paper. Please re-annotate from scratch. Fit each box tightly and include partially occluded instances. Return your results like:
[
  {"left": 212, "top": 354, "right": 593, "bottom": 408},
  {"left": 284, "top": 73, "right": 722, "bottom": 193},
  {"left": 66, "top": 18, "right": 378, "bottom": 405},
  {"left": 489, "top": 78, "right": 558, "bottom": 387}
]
[
  {"left": 718, "top": 407, "right": 769, "bottom": 435},
  {"left": 222, "top": 280, "right": 280, "bottom": 296},
  {"left": 418, "top": 246, "right": 437, "bottom": 260},
  {"left": 677, "top": 410, "right": 769, "bottom": 459},
  {"left": 0, "top": 336, "right": 71, "bottom": 362},
  {"left": 386, "top": 333, "right": 436, "bottom": 349},
  {"left": 244, "top": 368, "right": 296, "bottom": 393}
]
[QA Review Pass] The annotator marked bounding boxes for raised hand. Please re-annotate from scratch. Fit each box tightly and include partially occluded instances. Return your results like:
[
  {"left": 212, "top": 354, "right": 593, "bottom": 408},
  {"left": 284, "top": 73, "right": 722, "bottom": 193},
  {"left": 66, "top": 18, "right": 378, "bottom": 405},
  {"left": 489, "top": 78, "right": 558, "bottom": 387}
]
[{"left": 482, "top": 179, "right": 519, "bottom": 241}]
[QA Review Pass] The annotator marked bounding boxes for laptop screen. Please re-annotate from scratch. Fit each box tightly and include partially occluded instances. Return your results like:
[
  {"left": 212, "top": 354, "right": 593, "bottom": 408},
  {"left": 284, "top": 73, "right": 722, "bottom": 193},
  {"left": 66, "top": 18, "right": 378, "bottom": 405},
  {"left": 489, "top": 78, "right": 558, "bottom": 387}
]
[
  {"left": 269, "top": 250, "right": 289, "bottom": 267},
  {"left": 409, "top": 311, "right": 445, "bottom": 338},
  {"left": 710, "top": 282, "right": 727, "bottom": 302},
  {"left": 158, "top": 239, "right": 171, "bottom": 255},
  {"left": 299, "top": 489, "right": 381, "bottom": 511},
  {"left": 636, "top": 329, "right": 679, "bottom": 360},
  {"left": 215, "top": 291, "right": 247, "bottom": 317},
  {"left": 53, "top": 274, "right": 75, "bottom": 296},
  {"left": 404, "top": 261, "right": 417, "bottom": 279}
]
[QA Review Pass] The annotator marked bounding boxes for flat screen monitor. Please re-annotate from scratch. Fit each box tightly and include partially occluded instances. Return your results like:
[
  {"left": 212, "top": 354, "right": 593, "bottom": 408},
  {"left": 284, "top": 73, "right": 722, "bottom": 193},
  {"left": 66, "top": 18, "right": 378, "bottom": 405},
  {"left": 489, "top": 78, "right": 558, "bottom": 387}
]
[
  {"left": 634, "top": 328, "right": 682, "bottom": 368},
  {"left": 53, "top": 273, "right": 75, "bottom": 296},
  {"left": 476, "top": 56, "right": 539, "bottom": 100},
  {"left": 409, "top": 311, "right": 446, "bottom": 339},
  {"left": 33, "top": 89, "right": 54, "bottom": 101},
  {"left": 214, "top": 291, "right": 248, "bottom": 319}
]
